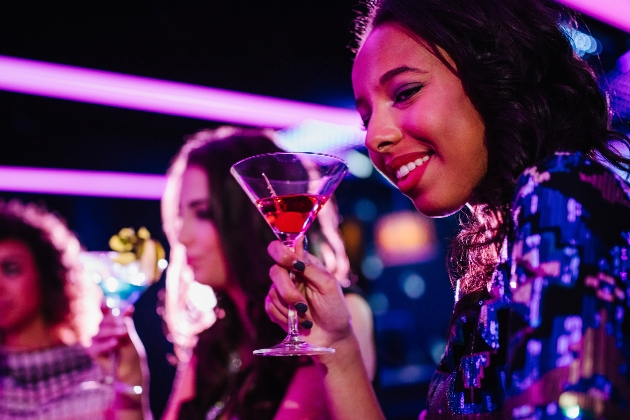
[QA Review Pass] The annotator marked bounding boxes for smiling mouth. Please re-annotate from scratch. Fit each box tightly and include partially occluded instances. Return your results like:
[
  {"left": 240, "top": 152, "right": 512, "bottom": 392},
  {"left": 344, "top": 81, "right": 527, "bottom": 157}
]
[{"left": 395, "top": 155, "right": 430, "bottom": 179}]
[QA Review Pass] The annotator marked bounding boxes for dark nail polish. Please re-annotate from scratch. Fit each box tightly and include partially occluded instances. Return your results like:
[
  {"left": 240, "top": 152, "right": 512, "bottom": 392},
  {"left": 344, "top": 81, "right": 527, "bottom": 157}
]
[
  {"left": 292, "top": 260, "right": 305, "bottom": 272},
  {"left": 300, "top": 320, "right": 313, "bottom": 329},
  {"left": 295, "top": 302, "right": 308, "bottom": 313}
]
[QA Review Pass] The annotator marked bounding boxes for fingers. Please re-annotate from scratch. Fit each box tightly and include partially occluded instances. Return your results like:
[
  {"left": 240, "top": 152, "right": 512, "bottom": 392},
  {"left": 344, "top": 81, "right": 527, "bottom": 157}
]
[
  {"left": 265, "top": 285, "right": 314, "bottom": 333},
  {"left": 90, "top": 308, "right": 134, "bottom": 358},
  {"left": 268, "top": 240, "right": 305, "bottom": 271},
  {"left": 268, "top": 264, "right": 306, "bottom": 307},
  {"left": 265, "top": 285, "right": 288, "bottom": 330},
  {"left": 268, "top": 240, "right": 340, "bottom": 304}
]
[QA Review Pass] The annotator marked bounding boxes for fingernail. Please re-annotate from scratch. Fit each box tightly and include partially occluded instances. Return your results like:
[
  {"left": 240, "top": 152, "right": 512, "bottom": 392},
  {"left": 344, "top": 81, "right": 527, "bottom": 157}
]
[
  {"left": 292, "top": 260, "right": 305, "bottom": 272},
  {"left": 300, "top": 320, "right": 313, "bottom": 329},
  {"left": 295, "top": 302, "right": 308, "bottom": 313}
]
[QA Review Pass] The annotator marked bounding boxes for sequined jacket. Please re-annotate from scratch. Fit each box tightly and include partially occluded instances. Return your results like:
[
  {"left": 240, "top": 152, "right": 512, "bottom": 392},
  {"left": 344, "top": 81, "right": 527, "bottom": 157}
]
[{"left": 426, "top": 152, "right": 630, "bottom": 419}]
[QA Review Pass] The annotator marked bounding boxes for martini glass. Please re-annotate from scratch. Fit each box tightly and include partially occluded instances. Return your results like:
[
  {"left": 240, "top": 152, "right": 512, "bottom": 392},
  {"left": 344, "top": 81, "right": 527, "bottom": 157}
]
[
  {"left": 79, "top": 250, "right": 166, "bottom": 392},
  {"left": 231, "top": 152, "right": 348, "bottom": 356}
]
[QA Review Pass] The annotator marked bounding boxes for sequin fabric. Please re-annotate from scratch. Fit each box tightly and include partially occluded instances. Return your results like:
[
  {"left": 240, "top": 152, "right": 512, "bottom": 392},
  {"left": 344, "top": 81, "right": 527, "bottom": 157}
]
[{"left": 426, "top": 152, "right": 630, "bottom": 419}]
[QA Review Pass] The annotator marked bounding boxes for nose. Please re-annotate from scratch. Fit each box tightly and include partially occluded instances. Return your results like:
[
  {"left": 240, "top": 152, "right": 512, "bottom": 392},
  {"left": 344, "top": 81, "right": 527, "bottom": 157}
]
[
  {"left": 364, "top": 109, "right": 403, "bottom": 154},
  {"left": 177, "top": 216, "right": 194, "bottom": 248}
]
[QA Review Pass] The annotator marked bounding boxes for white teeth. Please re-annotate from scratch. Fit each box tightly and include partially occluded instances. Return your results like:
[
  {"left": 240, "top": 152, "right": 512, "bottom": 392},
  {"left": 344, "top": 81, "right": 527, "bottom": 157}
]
[{"left": 396, "top": 155, "right": 430, "bottom": 179}]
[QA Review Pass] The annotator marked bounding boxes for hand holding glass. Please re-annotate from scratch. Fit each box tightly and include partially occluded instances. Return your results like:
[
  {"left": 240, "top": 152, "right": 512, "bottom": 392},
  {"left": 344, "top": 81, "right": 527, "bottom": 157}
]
[
  {"left": 231, "top": 152, "right": 348, "bottom": 356},
  {"left": 79, "top": 250, "right": 165, "bottom": 391}
]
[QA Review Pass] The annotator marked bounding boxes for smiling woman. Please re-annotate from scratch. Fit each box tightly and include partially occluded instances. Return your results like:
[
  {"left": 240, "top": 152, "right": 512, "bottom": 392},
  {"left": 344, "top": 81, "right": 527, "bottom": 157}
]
[
  {"left": 352, "top": 23, "right": 487, "bottom": 217},
  {"left": 263, "top": 0, "right": 630, "bottom": 419}
]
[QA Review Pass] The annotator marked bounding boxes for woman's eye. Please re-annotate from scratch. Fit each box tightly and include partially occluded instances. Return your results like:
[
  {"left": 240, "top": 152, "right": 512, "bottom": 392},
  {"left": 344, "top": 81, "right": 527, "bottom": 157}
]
[
  {"left": 196, "top": 209, "right": 213, "bottom": 220},
  {"left": 394, "top": 85, "right": 422, "bottom": 104},
  {"left": 360, "top": 117, "right": 371, "bottom": 131},
  {"left": 1, "top": 261, "right": 21, "bottom": 276}
]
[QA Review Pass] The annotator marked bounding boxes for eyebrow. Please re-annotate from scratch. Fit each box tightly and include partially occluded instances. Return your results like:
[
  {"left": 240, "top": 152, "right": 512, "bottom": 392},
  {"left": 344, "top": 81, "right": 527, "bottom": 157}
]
[
  {"left": 379, "top": 65, "right": 427, "bottom": 85},
  {"left": 178, "top": 198, "right": 210, "bottom": 215},
  {"left": 187, "top": 199, "right": 209, "bottom": 209},
  {"left": 354, "top": 65, "right": 428, "bottom": 111}
]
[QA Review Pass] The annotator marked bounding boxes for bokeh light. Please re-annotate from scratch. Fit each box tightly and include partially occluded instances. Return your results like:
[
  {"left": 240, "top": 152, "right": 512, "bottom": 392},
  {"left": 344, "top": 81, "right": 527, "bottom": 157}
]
[
  {"left": 345, "top": 149, "right": 374, "bottom": 179},
  {"left": 562, "top": 25, "right": 602, "bottom": 57},
  {"left": 398, "top": 272, "right": 426, "bottom": 299},
  {"left": 375, "top": 211, "right": 437, "bottom": 266},
  {"left": 354, "top": 198, "right": 377, "bottom": 222},
  {"left": 361, "top": 254, "right": 384, "bottom": 280},
  {"left": 428, "top": 338, "right": 447, "bottom": 365},
  {"left": 368, "top": 292, "right": 390, "bottom": 315}
]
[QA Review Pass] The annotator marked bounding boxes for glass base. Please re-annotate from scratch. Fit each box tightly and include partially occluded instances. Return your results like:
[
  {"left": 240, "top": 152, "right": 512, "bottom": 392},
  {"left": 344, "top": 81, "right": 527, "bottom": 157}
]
[{"left": 254, "top": 336, "right": 335, "bottom": 356}]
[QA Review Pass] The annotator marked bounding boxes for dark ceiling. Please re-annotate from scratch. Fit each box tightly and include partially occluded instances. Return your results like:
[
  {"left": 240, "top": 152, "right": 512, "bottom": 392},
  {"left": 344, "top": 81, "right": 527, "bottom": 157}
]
[{"left": 0, "top": 0, "right": 359, "bottom": 173}]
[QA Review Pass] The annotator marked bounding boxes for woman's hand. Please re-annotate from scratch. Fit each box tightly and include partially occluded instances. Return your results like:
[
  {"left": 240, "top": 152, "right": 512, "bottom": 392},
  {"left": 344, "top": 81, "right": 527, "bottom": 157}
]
[
  {"left": 265, "top": 239, "right": 353, "bottom": 349},
  {"left": 88, "top": 306, "right": 150, "bottom": 419},
  {"left": 89, "top": 307, "right": 145, "bottom": 387}
]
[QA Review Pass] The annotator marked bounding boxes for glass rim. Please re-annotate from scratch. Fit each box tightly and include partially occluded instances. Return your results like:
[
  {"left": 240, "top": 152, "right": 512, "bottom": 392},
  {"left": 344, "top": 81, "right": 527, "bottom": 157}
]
[{"left": 230, "top": 151, "right": 348, "bottom": 171}]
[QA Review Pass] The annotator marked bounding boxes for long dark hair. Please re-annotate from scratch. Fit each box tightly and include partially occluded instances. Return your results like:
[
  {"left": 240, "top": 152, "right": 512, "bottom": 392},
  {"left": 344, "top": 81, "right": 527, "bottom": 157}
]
[
  {"left": 165, "top": 128, "right": 299, "bottom": 419},
  {"left": 354, "top": 0, "right": 630, "bottom": 296},
  {"left": 163, "top": 127, "right": 350, "bottom": 419}
]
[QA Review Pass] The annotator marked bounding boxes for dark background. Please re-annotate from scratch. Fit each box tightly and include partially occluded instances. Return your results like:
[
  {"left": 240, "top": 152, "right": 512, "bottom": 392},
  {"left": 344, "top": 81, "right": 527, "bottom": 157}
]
[{"left": 0, "top": 1, "right": 629, "bottom": 419}]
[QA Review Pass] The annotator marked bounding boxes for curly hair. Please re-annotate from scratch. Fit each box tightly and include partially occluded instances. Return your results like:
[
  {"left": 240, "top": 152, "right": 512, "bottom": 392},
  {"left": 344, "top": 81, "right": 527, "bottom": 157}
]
[
  {"left": 161, "top": 126, "right": 351, "bottom": 419},
  {"left": 0, "top": 200, "right": 102, "bottom": 346},
  {"left": 354, "top": 0, "right": 630, "bottom": 296}
]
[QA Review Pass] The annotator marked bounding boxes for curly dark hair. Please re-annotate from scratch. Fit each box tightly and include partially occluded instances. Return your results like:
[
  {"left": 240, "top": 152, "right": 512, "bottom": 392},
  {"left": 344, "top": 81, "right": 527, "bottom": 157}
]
[{"left": 354, "top": 0, "right": 630, "bottom": 296}]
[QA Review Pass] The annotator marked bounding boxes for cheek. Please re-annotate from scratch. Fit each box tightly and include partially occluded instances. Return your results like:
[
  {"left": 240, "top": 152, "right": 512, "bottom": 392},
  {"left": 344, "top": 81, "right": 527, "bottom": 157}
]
[
  {"left": 1, "top": 275, "right": 43, "bottom": 326},
  {"left": 198, "top": 223, "right": 221, "bottom": 250},
  {"left": 21, "top": 274, "right": 43, "bottom": 308}
]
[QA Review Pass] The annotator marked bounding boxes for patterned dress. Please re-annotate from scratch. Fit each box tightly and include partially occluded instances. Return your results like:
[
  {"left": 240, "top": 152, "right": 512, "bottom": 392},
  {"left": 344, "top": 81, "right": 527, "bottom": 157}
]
[
  {"left": 426, "top": 152, "right": 630, "bottom": 419},
  {"left": 0, "top": 344, "right": 113, "bottom": 420}
]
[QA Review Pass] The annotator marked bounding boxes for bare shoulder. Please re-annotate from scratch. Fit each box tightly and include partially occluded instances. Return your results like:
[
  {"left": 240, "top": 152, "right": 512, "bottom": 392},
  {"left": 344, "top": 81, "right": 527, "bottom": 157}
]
[
  {"left": 344, "top": 293, "right": 372, "bottom": 320},
  {"left": 343, "top": 292, "right": 376, "bottom": 381}
]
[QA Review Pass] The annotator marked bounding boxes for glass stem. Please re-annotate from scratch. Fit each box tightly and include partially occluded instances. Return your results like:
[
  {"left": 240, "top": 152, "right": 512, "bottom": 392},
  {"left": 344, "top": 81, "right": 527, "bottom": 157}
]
[
  {"left": 284, "top": 242, "right": 302, "bottom": 343},
  {"left": 287, "top": 272, "right": 300, "bottom": 341}
]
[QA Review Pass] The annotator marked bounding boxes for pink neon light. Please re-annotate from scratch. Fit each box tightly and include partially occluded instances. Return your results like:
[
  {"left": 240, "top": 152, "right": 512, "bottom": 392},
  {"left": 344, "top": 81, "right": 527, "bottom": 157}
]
[
  {"left": 557, "top": 0, "right": 630, "bottom": 33},
  {"left": 0, "top": 166, "right": 166, "bottom": 200},
  {"left": 0, "top": 55, "right": 361, "bottom": 128}
]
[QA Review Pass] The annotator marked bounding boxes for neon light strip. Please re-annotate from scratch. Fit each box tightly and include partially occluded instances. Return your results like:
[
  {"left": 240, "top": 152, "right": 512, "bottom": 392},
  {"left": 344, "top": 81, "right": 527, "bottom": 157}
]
[
  {"left": 0, "top": 166, "right": 166, "bottom": 200},
  {"left": 0, "top": 55, "right": 361, "bottom": 128},
  {"left": 0, "top": 1, "right": 625, "bottom": 200},
  {"left": 557, "top": 0, "right": 630, "bottom": 33}
]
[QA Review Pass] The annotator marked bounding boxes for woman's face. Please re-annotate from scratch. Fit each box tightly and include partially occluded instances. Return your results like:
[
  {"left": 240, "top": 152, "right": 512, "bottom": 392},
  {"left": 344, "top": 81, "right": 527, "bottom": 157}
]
[
  {"left": 0, "top": 239, "right": 45, "bottom": 334},
  {"left": 177, "top": 165, "right": 230, "bottom": 289},
  {"left": 352, "top": 23, "right": 488, "bottom": 217}
]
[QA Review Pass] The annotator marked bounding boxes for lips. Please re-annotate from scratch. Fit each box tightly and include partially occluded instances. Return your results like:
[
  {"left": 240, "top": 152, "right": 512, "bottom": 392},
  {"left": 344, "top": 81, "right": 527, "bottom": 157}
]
[
  {"left": 385, "top": 152, "right": 432, "bottom": 175},
  {"left": 383, "top": 152, "right": 432, "bottom": 193},
  {"left": 395, "top": 155, "right": 430, "bottom": 179}
]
